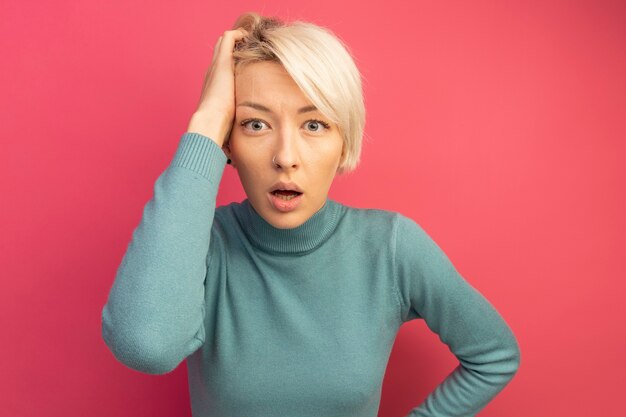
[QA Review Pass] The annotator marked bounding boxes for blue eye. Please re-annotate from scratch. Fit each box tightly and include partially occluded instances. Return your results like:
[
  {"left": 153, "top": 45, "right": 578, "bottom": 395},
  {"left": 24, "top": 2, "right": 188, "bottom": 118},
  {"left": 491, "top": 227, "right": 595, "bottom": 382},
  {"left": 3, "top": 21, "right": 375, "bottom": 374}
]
[
  {"left": 241, "top": 119, "right": 268, "bottom": 131},
  {"left": 305, "top": 119, "right": 331, "bottom": 132},
  {"left": 240, "top": 118, "right": 331, "bottom": 134}
]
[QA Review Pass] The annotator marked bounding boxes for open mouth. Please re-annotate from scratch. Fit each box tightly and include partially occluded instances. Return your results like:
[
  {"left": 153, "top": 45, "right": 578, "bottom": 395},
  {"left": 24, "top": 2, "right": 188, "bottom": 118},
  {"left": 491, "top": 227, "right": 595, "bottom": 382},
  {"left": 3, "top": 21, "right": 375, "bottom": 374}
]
[{"left": 271, "top": 190, "right": 303, "bottom": 201}]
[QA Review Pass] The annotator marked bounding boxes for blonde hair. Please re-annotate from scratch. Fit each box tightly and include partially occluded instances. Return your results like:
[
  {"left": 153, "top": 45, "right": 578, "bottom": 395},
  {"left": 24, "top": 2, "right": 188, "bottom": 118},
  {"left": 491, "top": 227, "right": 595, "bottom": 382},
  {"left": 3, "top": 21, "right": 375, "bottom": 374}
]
[{"left": 231, "top": 12, "right": 366, "bottom": 175}]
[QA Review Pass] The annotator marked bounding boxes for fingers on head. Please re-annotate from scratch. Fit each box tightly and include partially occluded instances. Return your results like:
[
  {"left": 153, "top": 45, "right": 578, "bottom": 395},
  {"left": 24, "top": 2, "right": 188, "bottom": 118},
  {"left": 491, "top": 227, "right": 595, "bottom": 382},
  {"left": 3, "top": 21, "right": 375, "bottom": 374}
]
[
  {"left": 212, "top": 28, "right": 248, "bottom": 64},
  {"left": 231, "top": 27, "right": 249, "bottom": 36},
  {"left": 223, "top": 28, "right": 249, "bottom": 43},
  {"left": 211, "top": 36, "right": 223, "bottom": 64}
]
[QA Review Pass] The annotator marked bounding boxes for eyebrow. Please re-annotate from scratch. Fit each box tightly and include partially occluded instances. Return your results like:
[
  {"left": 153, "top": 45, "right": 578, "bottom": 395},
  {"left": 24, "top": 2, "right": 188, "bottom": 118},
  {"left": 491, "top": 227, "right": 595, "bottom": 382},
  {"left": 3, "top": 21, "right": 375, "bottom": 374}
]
[{"left": 237, "top": 101, "right": 319, "bottom": 114}]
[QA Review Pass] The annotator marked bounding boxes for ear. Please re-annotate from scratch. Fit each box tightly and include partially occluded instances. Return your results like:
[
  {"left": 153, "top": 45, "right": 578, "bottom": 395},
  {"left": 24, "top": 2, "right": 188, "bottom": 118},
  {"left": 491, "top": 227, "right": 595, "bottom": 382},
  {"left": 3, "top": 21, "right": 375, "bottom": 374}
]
[{"left": 222, "top": 141, "right": 235, "bottom": 167}]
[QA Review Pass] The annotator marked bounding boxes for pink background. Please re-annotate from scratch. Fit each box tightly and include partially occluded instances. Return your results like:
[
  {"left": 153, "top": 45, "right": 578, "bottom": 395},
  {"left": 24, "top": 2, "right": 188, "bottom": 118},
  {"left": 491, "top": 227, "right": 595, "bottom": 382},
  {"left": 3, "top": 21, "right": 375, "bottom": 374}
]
[{"left": 2, "top": 0, "right": 625, "bottom": 416}]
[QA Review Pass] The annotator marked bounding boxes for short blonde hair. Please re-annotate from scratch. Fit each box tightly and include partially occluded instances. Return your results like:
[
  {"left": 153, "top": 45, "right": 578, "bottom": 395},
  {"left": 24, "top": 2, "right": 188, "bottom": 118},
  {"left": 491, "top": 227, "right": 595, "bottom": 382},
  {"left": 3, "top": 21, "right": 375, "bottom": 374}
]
[{"left": 231, "top": 12, "right": 366, "bottom": 175}]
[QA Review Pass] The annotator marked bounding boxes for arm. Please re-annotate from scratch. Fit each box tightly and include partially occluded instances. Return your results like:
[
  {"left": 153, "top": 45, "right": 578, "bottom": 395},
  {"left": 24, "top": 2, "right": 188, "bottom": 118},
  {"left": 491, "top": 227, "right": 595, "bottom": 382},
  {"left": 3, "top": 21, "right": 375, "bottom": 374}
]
[
  {"left": 101, "top": 132, "right": 227, "bottom": 375},
  {"left": 393, "top": 214, "right": 521, "bottom": 416}
]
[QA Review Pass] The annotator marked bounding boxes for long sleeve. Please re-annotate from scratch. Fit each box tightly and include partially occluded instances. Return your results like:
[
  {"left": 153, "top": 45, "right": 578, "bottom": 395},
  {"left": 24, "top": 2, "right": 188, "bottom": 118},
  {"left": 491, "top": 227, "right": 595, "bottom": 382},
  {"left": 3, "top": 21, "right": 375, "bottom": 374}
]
[
  {"left": 101, "top": 132, "right": 227, "bottom": 375},
  {"left": 393, "top": 214, "right": 521, "bottom": 417}
]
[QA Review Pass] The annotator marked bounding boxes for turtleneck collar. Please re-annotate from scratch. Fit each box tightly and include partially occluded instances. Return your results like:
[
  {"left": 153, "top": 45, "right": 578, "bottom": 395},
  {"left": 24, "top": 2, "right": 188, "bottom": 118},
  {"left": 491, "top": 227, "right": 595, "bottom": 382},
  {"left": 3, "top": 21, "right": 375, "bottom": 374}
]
[{"left": 234, "top": 197, "right": 344, "bottom": 255}]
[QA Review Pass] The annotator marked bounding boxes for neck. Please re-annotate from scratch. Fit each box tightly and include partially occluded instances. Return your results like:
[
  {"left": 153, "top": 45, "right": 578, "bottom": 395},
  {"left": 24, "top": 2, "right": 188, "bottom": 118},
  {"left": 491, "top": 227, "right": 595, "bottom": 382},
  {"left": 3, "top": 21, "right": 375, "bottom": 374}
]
[{"left": 236, "top": 198, "right": 343, "bottom": 255}]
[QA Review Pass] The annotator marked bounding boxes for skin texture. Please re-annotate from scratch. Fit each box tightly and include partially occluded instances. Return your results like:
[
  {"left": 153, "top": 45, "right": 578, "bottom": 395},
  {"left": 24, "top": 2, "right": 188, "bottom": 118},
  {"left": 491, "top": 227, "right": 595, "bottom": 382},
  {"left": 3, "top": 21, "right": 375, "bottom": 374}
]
[
  {"left": 187, "top": 28, "right": 248, "bottom": 146},
  {"left": 223, "top": 61, "right": 345, "bottom": 229}
]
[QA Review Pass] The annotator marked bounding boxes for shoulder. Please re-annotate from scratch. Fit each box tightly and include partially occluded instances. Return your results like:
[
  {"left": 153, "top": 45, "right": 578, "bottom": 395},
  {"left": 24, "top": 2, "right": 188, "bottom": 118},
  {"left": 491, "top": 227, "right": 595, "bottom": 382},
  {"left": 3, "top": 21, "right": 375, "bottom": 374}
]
[
  {"left": 213, "top": 200, "right": 245, "bottom": 235},
  {"left": 334, "top": 200, "right": 415, "bottom": 241},
  {"left": 205, "top": 200, "right": 245, "bottom": 245},
  {"left": 214, "top": 200, "right": 241, "bottom": 220},
  {"left": 337, "top": 200, "right": 418, "bottom": 227},
  {"left": 338, "top": 203, "right": 435, "bottom": 257}
]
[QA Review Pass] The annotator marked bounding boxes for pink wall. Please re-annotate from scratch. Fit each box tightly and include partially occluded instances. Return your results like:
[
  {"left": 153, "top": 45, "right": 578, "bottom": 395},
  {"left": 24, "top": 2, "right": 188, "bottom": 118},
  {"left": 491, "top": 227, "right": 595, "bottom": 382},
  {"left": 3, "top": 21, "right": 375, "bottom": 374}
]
[{"left": 2, "top": 0, "right": 624, "bottom": 416}]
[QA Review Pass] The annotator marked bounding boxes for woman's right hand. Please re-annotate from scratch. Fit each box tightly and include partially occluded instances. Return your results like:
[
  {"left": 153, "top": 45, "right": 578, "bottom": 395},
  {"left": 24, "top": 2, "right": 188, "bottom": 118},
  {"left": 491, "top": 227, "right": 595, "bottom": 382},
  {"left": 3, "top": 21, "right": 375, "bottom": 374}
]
[{"left": 187, "top": 28, "right": 248, "bottom": 148}]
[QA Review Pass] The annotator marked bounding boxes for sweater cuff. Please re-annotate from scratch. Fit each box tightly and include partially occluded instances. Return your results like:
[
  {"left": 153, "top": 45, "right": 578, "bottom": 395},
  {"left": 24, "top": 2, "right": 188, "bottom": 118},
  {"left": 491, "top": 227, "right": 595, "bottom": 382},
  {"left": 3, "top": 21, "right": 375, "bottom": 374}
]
[{"left": 169, "top": 132, "right": 228, "bottom": 182}]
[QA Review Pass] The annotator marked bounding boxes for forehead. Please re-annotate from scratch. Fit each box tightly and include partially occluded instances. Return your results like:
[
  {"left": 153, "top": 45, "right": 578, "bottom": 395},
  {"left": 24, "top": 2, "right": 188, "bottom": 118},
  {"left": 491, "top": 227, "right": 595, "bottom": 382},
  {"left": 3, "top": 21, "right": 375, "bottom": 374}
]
[{"left": 235, "top": 61, "right": 312, "bottom": 109}]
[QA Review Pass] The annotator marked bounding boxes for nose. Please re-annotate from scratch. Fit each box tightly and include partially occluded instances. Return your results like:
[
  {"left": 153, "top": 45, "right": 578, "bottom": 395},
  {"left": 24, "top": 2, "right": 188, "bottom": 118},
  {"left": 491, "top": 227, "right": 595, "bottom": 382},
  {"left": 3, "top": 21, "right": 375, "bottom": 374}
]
[{"left": 272, "top": 125, "right": 300, "bottom": 170}]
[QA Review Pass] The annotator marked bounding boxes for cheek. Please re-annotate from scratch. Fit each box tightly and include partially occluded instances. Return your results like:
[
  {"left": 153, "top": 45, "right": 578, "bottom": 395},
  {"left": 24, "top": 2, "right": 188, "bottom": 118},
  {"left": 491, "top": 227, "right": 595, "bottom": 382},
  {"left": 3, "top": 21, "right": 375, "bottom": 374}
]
[
  {"left": 310, "top": 146, "right": 343, "bottom": 177},
  {"left": 317, "top": 140, "right": 344, "bottom": 166},
  {"left": 229, "top": 137, "right": 254, "bottom": 162},
  {"left": 236, "top": 158, "right": 267, "bottom": 185}
]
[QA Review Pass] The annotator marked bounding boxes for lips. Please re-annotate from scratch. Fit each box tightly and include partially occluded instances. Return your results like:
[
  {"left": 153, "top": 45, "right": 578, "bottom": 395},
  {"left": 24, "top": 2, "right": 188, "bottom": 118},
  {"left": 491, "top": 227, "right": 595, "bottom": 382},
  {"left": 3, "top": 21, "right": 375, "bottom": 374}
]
[
  {"left": 272, "top": 190, "right": 302, "bottom": 196},
  {"left": 268, "top": 189, "right": 303, "bottom": 212},
  {"left": 270, "top": 181, "right": 304, "bottom": 194}
]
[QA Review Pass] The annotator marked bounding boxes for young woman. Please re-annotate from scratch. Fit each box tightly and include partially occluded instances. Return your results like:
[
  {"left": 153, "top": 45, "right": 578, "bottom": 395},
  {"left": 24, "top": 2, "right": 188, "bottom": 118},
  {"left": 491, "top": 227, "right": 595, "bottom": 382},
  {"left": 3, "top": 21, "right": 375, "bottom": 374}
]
[{"left": 102, "top": 11, "right": 521, "bottom": 417}]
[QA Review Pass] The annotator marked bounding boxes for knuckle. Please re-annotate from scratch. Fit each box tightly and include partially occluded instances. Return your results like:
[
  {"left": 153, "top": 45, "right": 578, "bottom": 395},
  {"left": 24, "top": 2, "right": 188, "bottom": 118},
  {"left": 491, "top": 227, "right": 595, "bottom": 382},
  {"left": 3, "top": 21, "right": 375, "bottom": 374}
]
[{"left": 224, "top": 28, "right": 246, "bottom": 36}]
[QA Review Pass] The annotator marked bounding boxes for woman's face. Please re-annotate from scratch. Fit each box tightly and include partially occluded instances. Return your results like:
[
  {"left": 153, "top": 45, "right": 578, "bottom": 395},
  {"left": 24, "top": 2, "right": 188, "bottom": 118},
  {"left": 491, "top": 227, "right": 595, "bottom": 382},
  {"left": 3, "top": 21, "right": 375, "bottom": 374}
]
[{"left": 223, "top": 61, "right": 345, "bottom": 229}]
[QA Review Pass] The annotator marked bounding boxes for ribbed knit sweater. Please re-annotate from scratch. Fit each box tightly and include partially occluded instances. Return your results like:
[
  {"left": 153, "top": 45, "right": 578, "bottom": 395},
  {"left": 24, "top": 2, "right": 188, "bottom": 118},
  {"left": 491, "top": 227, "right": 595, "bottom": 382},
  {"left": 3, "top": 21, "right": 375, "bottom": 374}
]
[{"left": 101, "top": 132, "right": 521, "bottom": 417}]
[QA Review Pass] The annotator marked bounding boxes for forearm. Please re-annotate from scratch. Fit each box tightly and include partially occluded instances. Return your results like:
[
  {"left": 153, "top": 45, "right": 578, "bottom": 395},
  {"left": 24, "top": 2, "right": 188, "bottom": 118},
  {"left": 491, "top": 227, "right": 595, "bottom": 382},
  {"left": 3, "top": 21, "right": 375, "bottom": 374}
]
[
  {"left": 394, "top": 214, "right": 521, "bottom": 416},
  {"left": 101, "top": 132, "right": 227, "bottom": 374},
  {"left": 408, "top": 336, "right": 520, "bottom": 416}
]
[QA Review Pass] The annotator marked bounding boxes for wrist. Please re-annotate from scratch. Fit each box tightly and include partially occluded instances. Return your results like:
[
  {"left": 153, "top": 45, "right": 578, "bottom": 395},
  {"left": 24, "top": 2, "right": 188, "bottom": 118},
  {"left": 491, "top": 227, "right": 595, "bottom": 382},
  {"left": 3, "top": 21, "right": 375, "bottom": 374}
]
[{"left": 187, "top": 111, "right": 231, "bottom": 147}]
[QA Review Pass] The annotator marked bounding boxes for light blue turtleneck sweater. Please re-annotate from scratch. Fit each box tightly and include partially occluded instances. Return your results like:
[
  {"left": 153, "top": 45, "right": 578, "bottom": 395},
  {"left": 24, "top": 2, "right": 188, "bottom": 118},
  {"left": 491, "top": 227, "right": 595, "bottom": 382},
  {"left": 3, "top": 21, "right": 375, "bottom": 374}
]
[{"left": 101, "top": 132, "right": 520, "bottom": 417}]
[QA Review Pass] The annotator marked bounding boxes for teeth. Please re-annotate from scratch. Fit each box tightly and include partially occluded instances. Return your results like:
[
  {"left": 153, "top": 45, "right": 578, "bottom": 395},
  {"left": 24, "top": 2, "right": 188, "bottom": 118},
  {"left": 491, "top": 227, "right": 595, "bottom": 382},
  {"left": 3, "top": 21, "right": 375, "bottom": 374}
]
[{"left": 275, "top": 194, "right": 299, "bottom": 201}]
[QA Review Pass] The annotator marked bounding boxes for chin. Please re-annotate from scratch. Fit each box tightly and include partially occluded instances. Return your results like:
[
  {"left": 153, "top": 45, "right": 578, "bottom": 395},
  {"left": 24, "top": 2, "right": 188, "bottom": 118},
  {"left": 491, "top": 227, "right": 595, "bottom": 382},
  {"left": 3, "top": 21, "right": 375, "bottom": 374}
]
[{"left": 266, "top": 213, "right": 307, "bottom": 229}]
